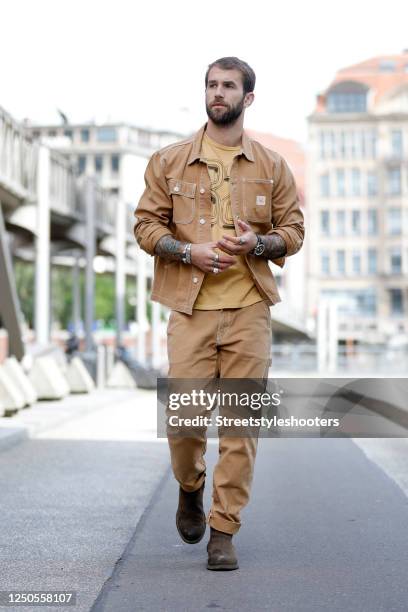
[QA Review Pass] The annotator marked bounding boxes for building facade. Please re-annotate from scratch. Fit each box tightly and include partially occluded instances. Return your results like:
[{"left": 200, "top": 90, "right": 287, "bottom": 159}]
[{"left": 307, "top": 51, "right": 408, "bottom": 345}]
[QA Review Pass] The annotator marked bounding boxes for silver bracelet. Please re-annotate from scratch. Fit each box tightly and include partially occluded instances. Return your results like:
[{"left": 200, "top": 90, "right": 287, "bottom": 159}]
[{"left": 181, "top": 243, "right": 192, "bottom": 264}]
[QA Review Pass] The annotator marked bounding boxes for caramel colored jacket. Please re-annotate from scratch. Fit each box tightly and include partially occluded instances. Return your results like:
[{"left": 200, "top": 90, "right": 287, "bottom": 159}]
[{"left": 134, "top": 124, "right": 305, "bottom": 314}]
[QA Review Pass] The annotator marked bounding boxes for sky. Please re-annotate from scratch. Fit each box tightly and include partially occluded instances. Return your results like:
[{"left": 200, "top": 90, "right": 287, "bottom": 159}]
[{"left": 1, "top": 0, "right": 408, "bottom": 144}]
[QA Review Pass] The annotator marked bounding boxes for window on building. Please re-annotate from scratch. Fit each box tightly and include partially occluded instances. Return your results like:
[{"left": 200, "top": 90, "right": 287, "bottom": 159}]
[
  {"left": 367, "top": 130, "right": 378, "bottom": 159},
  {"left": 339, "top": 131, "right": 346, "bottom": 158},
  {"left": 391, "top": 130, "right": 403, "bottom": 157},
  {"left": 111, "top": 155, "right": 120, "bottom": 173},
  {"left": 358, "top": 289, "right": 377, "bottom": 316},
  {"left": 367, "top": 209, "right": 378, "bottom": 235},
  {"left": 319, "top": 131, "right": 325, "bottom": 159},
  {"left": 352, "top": 250, "right": 361, "bottom": 274},
  {"left": 63, "top": 129, "right": 73, "bottom": 139},
  {"left": 97, "top": 127, "right": 117, "bottom": 142},
  {"left": 321, "top": 288, "right": 377, "bottom": 316},
  {"left": 367, "top": 172, "right": 378, "bottom": 197},
  {"left": 368, "top": 248, "right": 377, "bottom": 274},
  {"left": 336, "top": 250, "right": 346, "bottom": 275},
  {"left": 327, "top": 92, "right": 367, "bottom": 113},
  {"left": 77, "top": 155, "right": 86, "bottom": 175},
  {"left": 329, "top": 131, "right": 336, "bottom": 158},
  {"left": 48, "top": 130, "right": 57, "bottom": 137},
  {"left": 320, "top": 173, "right": 330, "bottom": 197},
  {"left": 387, "top": 167, "right": 401, "bottom": 196},
  {"left": 351, "top": 168, "right": 361, "bottom": 196},
  {"left": 360, "top": 130, "right": 366, "bottom": 158},
  {"left": 336, "top": 169, "right": 346, "bottom": 197},
  {"left": 388, "top": 207, "right": 401, "bottom": 235},
  {"left": 320, "top": 210, "right": 330, "bottom": 235},
  {"left": 336, "top": 210, "right": 346, "bottom": 235},
  {"left": 81, "top": 129, "right": 90, "bottom": 142},
  {"left": 350, "top": 131, "right": 357, "bottom": 158},
  {"left": 389, "top": 288, "right": 403, "bottom": 315},
  {"left": 94, "top": 155, "right": 103, "bottom": 173},
  {"left": 351, "top": 210, "right": 361, "bottom": 235},
  {"left": 390, "top": 247, "right": 402, "bottom": 274},
  {"left": 320, "top": 250, "right": 330, "bottom": 275}
]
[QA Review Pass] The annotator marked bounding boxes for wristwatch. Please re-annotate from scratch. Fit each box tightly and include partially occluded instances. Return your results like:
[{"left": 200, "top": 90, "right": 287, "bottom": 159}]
[{"left": 250, "top": 234, "right": 265, "bottom": 256}]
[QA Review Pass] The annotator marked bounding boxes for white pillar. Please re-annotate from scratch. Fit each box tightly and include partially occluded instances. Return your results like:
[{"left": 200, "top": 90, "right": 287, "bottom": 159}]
[
  {"left": 328, "top": 301, "right": 338, "bottom": 374},
  {"left": 72, "top": 252, "right": 81, "bottom": 335},
  {"left": 152, "top": 301, "right": 161, "bottom": 369},
  {"left": 137, "top": 247, "right": 147, "bottom": 365},
  {"left": 317, "top": 299, "right": 328, "bottom": 373},
  {"left": 115, "top": 199, "right": 126, "bottom": 349},
  {"left": 84, "top": 178, "right": 95, "bottom": 353},
  {"left": 35, "top": 146, "right": 50, "bottom": 345}
]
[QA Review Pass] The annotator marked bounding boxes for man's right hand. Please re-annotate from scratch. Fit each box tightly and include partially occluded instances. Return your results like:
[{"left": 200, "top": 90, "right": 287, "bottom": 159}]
[{"left": 190, "top": 242, "right": 236, "bottom": 273}]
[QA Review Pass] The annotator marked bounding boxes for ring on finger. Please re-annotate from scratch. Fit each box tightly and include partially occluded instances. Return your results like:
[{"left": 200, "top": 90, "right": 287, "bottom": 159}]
[{"left": 212, "top": 267, "right": 219, "bottom": 274}]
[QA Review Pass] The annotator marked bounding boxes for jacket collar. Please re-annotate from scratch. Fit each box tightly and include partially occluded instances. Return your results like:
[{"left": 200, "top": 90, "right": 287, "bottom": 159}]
[{"left": 187, "top": 123, "right": 255, "bottom": 165}]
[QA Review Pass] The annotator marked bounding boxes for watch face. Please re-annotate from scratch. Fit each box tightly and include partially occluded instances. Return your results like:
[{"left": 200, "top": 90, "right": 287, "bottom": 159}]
[{"left": 255, "top": 242, "right": 265, "bottom": 255}]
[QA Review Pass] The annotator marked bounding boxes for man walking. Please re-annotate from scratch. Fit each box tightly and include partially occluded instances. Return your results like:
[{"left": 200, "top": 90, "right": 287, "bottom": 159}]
[{"left": 134, "top": 57, "right": 304, "bottom": 570}]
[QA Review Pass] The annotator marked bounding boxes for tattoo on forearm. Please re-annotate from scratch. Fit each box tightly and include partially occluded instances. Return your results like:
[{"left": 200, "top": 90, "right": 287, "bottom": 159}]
[
  {"left": 260, "top": 233, "right": 287, "bottom": 259},
  {"left": 154, "top": 235, "right": 187, "bottom": 261}
]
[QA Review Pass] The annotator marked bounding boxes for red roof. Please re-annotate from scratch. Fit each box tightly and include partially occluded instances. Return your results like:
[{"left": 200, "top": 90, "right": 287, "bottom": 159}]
[{"left": 315, "top": 50, "right": 408, "bottom": 112}]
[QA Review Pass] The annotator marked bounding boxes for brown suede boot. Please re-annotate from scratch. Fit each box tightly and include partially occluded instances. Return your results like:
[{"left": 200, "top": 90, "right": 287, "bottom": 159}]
[
  {"left": 207, "top": 527, "right": 239, "bottom": 571},
  {"left": 176, "top": 482, "right": 206, "bottom": 544}
]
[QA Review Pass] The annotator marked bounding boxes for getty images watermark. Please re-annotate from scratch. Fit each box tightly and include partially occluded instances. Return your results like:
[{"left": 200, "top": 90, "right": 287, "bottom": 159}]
[
  {"left": 157, "top": 378, "right": 408, "bottom": 438},
  {"left": 166, "top": 387, "right": 340, "bottom": 431}
]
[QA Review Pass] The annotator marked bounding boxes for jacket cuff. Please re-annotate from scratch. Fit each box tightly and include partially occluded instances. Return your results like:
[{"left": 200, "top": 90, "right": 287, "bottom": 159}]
[{"left": 135, "top": 224, "right": 173, "bottom": 256}]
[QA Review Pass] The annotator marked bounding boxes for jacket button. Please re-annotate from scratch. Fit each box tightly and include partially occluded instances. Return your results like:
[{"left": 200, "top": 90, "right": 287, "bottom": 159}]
[
  {"left": 174, "top": 185, "right": 180, "bottom": 192},
  {"left": 193, "top": 277, "right": 198, "bottom": 283},
  {"left": 199, "top": 218, "right": 206, "bottom": 224},
  {"left": 200, "top": 187, "right": 205, "bottom": 194}
]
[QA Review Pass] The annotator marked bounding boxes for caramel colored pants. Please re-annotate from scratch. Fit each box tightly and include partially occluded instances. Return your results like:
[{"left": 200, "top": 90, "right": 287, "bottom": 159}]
[{"left": 166, "top": 300, "right": 272, "bottom": 535}]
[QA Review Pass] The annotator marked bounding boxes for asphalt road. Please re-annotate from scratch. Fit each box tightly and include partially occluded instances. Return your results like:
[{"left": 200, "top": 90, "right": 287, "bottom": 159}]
[{"left": 91, "top": 437, "right": 408, "bottom": 612}]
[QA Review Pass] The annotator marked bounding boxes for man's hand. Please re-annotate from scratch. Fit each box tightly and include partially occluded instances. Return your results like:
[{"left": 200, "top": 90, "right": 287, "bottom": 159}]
[
  {"left": 216, "top": 219, "right": 257, "bottom": 256},
  {"left": 191, "top": 242, "right": 236, "bottom": 273}
]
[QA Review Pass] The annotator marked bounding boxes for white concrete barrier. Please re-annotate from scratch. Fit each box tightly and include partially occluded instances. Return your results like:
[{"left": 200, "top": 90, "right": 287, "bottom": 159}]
[
  {"left": 3, "top": 356, "right": 37, "bottom": 406},
  {"left": 66, "top": 356, "right": 95, "bottom": 394},
  {"left": 0, "top": 365, "right": 26, "bottom": 411},
  {"left": 107, "top": 362, "right": 137, "bottom": 389},
  {"left": 28, "top": 356, "right": 70, "bottom": 400}
]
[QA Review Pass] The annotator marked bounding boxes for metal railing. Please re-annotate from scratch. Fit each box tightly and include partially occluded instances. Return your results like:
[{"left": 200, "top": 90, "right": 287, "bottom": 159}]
[
  {"left": 49, "top": 150, "right": 77, "bottom": 216},
  {"left": 271, "top": 343, "right": 408, "bottom": 374},
  {"left": 0, "top": 106, "right": 38, "bottom": 201}
]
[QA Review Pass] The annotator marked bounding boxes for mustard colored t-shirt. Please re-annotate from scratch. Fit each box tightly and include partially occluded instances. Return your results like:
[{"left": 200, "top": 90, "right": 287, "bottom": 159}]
[{"left": 193, "top": 132, "right": 263, "bottom": 310}]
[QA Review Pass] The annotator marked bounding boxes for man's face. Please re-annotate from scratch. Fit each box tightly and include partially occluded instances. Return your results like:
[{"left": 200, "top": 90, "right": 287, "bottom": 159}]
[{"left": 205, "top": 67, "right": 253, "bottom": 126}]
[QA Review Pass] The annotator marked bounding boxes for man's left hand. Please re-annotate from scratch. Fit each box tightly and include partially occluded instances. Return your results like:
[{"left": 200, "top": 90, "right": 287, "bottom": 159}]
[{"left": 216, "top": 219, "right": 257, "bottom": 255}]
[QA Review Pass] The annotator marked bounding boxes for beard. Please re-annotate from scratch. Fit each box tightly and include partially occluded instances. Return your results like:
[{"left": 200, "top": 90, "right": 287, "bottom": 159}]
[{"left": 206, "top": 95, "right": 245, "bottom": 126}]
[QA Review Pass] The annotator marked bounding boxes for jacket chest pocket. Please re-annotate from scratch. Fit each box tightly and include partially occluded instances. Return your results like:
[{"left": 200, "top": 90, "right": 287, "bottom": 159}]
[
  {"left": 242, "top": 178, "right": 273, "bottom": 223},
  {"left": 167, "top": 178, "right": 196, "bottom": 224}
]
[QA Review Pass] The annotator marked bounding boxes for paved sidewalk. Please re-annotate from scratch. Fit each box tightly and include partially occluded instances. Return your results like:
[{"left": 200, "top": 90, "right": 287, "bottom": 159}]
[
  {"left": 0, "top": 388, "right": 170, "bottom": 612},
  {"left": 2, "top": 388, "right": 408, "bottom": 611}
]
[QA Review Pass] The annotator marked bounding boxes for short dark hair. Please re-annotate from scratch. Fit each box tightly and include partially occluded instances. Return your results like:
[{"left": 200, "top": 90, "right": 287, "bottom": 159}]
[{"left": 205, "top": 57, "right": 256, "bottom": 94}]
